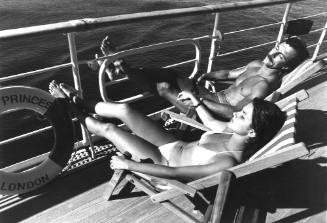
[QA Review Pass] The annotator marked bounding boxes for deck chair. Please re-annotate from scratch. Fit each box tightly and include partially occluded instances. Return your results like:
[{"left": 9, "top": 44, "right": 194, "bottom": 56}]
[
  {"left": 265, "top": 58, "right": 326, "bottom": 102},
  {"left": 104, "top": 91, "right": 308, "bottom": 223}
]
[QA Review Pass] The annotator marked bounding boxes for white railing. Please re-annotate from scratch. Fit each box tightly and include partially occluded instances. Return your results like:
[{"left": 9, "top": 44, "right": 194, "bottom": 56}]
[
  {"left": 0, "top": 0, "right": 326, "bottom": 172},
  {"left": 97, "top": 38, "right": 201, "bottom": 102}
]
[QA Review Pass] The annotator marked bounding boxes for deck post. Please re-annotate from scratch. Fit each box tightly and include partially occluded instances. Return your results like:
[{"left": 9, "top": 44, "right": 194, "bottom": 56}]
[
  {"left": 206, "top": 13, "right": 221, "bottom": 91},
  {"left": 67, "top": 33, "right": 90, "bottom": 146},
  {"left": 276, "top": 3, "right": 292, "bottom": 46},
  {"left": 312, "top": 20, "right": 327, "bottom": 61},
  {"left": 210, "top": 170, "right": 235, "bottom": 223},
  {"left": 207, "top": 13, "right": 220, "bottom": 74}
]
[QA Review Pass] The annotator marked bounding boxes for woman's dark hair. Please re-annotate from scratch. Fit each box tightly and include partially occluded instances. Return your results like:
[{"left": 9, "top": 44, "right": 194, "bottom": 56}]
[
  {"left": 284, "top": 36, "right": 309, "bottom": 71},
  {"left": 242, "top": 98, "right": 286, "bottom": 160}
]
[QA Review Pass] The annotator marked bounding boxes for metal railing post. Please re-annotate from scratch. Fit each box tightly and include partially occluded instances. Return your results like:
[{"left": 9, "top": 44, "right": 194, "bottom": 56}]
[
  {"left": 206, "top": 13, "right": 221, "bottom": 91},
  {"left": 207, "top": 13, "right": 221, "bottom": 73},
  {"left": 312, "top": 20, "right": 327, "bottom": 61},
  {"left": 67, "top": 33, "right": 83, "bottom": 95},
  {"left": 67, "top": 33, "right": 90, "bottom": 146},
  {"left": 276, "top": 3, "right": 292, "bottom": 46}
]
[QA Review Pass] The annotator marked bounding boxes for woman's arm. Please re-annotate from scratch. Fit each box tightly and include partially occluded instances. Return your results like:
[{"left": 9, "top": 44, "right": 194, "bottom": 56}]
[
  {"left": 177, "top": 91, "right": 228, "bottom": 132},
  {"left": 111, "top": 155, "right": 236, "bottom": 182}
]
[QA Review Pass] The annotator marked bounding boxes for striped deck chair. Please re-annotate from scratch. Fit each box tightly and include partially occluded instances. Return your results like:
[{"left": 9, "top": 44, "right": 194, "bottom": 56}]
[
  {"left": 265, "top": 58, "right": 326, "bottom": 102},
  {"left": 104, "top": 92, "right": 308, "bottom": 223},
  {"left": 162, "top": 89, "right": 308, "bottom": 134},
  {"left": 248, "top": 97, "right": 298, "bottom": 161}
]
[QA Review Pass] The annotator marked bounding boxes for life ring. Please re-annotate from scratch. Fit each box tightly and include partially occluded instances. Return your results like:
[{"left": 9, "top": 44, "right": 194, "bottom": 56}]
[{"left": 0, "top": 86, "right": 74, "bottom": 195}]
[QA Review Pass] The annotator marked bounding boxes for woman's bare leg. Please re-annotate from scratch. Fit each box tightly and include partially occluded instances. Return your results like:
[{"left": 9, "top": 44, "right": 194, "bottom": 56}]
[
  {"left": 71, "top": 103, "right": 167, "bottom": 164},
  {"left": 49, "top": 81, "right": 168, "bottom": 163},
  {"left": 84, "top": 116, "right": 166, "bottom": 164},
  {"left": 51, "top": 81, "right": 177, "bottom": 147}
]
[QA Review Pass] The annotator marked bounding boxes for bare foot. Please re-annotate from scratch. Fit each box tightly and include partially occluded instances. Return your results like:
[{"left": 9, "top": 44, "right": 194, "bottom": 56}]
[
  {"left": 49, "top": 80, "right": 67, "bottom": 98},
  {"left": 87, "top": 35, "right": 125, "bottom": 81},
  {"left": 156, "top": 82, "right": 173, "bottom": 97},
  {"left": 101, "top": 36, "right": 127, "bottom": 80},
  {"left": 101, "top": 35, "right": 117, "bottom": 55}
]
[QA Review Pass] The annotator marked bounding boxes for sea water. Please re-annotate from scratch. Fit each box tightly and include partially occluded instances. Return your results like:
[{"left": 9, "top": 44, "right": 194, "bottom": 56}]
[{"left": 0, "top": 0, "right": 326, "bottom": 167}]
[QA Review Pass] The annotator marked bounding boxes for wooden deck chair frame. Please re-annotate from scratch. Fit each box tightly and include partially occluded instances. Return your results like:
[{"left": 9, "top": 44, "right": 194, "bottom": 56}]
[
  {"left": 265, "top": 58, "right": 326, "bottom": 102},
  {"left": 104, "top": 91, "right": 309, "bottom": 223}
]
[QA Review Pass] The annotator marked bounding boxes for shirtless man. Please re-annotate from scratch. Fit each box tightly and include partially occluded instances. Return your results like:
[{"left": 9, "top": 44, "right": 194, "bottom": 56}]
[{"left": 99, "top": 36, "right": 308, "bottom": 119}]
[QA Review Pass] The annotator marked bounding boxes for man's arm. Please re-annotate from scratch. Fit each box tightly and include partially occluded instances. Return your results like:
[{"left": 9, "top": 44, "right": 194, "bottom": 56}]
[
  {"left": 202, "top": 100, "right": 236, "bottom": 119},
  {"left": 197, "top": 60, "right": 262, "bottom": 83},
  {"left": 177, "top": 91, "right": 228, "bottom": 131},
  {"left": 197, "top": 69, "right": 240, "bottom": 83},
  {"left": 197, "top": 66, "right": 247, "bottom": 83}
]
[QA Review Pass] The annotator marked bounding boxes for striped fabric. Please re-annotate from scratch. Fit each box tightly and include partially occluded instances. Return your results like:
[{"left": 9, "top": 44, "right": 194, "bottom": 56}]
[{"left": 248, "top": 98, "right": 298, "bottom": 161}]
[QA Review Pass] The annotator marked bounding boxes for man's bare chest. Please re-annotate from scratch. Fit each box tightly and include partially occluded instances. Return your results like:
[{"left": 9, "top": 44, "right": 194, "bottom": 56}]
[{"left": 233, "top": 75, "right": 264, "bottom": 91}]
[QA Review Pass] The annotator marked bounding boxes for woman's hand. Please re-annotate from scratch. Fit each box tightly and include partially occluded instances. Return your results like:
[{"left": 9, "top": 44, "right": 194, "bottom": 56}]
[{"left": 110, "top": 155, "right": 130, "bottom": 170}]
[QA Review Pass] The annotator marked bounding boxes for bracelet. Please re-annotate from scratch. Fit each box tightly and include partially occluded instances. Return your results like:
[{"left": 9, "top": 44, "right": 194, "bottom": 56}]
[{"left": 193, "top": 98, "right": 204, "bottom": 108}]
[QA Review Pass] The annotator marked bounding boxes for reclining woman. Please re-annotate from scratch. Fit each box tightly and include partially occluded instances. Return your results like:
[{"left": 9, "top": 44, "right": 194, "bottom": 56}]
[{"left": 49, "top": 81, "right": 286, "bottom": 182}]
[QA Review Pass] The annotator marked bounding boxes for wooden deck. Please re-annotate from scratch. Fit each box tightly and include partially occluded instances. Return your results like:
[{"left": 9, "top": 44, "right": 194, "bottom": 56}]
[
  {"left": 1, "top": 67, "right": 327, "bottom": 223},
  {"left": 265, "top": 67, "right": 327, "bottom": 222}
]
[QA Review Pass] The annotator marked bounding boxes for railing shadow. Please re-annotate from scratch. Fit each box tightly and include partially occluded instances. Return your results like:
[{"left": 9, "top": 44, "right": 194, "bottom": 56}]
[
  {"left": 285, "top": 67, "right": 327, "bottom": 97},
  {"left": 297, "top": 109, "right": 327, "bottom": 150},
  {"left": 271, "top": 206, "right": 326, "bottom": 223},
  {"left": 235, "top": 156, "right": 327, "bottom": 222}
]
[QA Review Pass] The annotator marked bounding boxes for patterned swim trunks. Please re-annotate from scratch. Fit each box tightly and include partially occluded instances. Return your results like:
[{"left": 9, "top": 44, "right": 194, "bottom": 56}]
[{"left": 214, "top": 90, "right": 231, "bottom": 105}]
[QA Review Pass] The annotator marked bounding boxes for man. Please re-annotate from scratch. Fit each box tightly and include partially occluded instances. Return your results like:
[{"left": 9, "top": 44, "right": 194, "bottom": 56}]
[{"left": 94, "top": 36, "right": 309, "bottom": 119}]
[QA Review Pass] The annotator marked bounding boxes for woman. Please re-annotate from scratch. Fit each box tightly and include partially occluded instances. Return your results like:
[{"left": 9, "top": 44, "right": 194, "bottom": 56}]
[{"left": 49, "top": 81, "right": 286, "bottom": 182}]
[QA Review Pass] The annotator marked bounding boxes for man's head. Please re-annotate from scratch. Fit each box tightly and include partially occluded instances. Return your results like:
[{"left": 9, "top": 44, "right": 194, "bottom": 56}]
[{"left": 264, "top": 37, "right": 309, "bottom": 71}]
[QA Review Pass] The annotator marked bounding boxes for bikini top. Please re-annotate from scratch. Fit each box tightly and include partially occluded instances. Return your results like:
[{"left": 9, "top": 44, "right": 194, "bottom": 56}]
[
  {"left": 202, "top": 130, "right": 243, "bottom": 162},
  {"left": 201, "top": 130, "right": 233, "bottom": 137}
]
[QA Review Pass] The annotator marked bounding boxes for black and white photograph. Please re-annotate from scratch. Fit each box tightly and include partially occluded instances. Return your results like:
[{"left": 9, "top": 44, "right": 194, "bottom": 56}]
[{"left": 0, "top": 0, "right": 326, "bottom": 222}]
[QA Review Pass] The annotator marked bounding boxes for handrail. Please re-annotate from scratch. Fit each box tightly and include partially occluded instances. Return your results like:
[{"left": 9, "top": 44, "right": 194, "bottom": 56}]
[
  {"left": 216, "top": 40, "right": 276, "bottom": 57},
  {"left": 0, "top": 63, "right": 72, "bottom": 83},
  {"left": 0, "top": 0, "right": 304, "bottom": 40},
  {"left": 224, "top": 21, "right": 282, "bottom": 35}
]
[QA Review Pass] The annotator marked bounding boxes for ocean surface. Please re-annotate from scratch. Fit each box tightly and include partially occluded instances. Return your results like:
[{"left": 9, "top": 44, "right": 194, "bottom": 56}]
[{"left": 0, "top": 0, "right": 326, "bottom": 167}]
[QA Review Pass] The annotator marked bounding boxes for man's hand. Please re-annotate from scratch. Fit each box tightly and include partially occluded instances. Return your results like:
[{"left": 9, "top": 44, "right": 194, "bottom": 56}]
[{"left": 177, "top": 91, "right": 194, "bottom": 102}]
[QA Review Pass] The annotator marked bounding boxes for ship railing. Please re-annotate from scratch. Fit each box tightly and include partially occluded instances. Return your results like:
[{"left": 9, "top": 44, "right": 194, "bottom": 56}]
[
  {"left": 0, "top": 0, "right": 326, "bottom": 174},
  {"left": 95, "top": 38, "right": 201, "bottom": 102}
]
